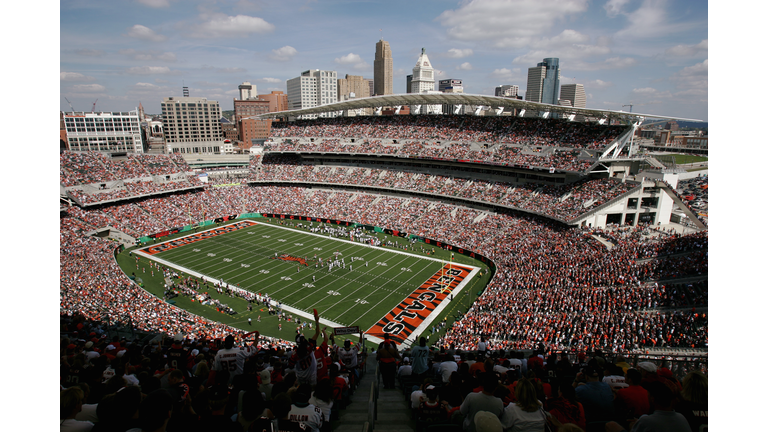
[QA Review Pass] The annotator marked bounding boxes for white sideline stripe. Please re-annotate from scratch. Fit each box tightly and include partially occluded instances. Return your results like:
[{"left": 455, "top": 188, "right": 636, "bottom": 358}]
[
  {"left": 133, "top": 250, "right": 347, "bottom": 330},
  {"left": 134, "top": 219, "right": 483, "bottom": 345}
]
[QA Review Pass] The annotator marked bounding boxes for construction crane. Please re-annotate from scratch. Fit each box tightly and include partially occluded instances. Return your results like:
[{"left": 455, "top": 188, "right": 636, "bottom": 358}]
[
  {"left": 64, "top": 97, "right": 76, "bottom": 112},
  {"left": 622, "top": 104, "right": 634, "bottom": 113},
  {"left": 91, "top": 99, "right": 98, "bottom": 113}
]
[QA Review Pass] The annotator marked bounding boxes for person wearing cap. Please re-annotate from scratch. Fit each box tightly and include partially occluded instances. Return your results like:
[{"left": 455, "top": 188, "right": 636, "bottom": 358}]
[
  {"left": 573, "top": 366, "right": 614, "bottom": 424},
  {"left": 167, "top": 333, "right": 189, "bottom": 374},
  {"left": 398, "top": 357, "right": 413, "bottom": 378}
]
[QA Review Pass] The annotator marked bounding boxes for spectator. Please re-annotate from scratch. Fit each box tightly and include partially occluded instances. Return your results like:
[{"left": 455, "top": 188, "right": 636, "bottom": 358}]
[{"left": 459, "top": 372, "right": 504, "bottom": 432}]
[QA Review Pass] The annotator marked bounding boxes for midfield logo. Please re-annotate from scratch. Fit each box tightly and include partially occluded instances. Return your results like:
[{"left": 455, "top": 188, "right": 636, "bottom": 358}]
[{"left": 272, "top": 254, "right": 309, "bottom": 266}]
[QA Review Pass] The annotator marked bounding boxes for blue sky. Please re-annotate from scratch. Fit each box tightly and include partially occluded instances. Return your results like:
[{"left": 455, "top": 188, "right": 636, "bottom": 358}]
[{"left": 59, "top": 0, "right": 708, "bottom": 120}]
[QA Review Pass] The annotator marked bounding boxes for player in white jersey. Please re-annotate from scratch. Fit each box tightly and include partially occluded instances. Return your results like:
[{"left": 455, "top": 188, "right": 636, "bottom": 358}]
[{"left": 214, "top": 333, "right": 257, "bottom": 384}]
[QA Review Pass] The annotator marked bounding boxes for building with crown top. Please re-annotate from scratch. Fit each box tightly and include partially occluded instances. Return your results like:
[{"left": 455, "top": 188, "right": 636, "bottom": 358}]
[{"left": 410, "top": 48, "right": 435, "bottom": 94}]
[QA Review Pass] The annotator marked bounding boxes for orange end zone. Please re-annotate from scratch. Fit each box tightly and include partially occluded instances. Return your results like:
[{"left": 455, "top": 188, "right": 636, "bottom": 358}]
[
  {"left": 366, "top": 263, "right": 473, "bottom": 344},
  {"left": 141, "top": 220, "right": 258, "bottom": 255}
]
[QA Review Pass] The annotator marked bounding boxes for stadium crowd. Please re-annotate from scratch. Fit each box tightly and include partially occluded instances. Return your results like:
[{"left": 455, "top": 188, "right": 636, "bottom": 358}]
[
  {"left": 62, "top": 184, "right": 707, "bottom": 355},
  {"left": 59, "top": 310, "right": 707, "bottom": 432},
  {"left": 251, "top": 155, "right": 638, "bottom": 222},
  {"left": 268, "top": 116, "right": 623, "bottom": 151}
]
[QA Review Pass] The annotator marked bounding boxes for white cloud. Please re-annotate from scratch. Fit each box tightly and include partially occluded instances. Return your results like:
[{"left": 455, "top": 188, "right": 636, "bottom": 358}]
[
  {"left": 125, "top": 24, "right": 167, "bottom": 42},
  {"left": 632, "top": 87, "right": 658, "bottom": 94},
  {"left": 490, "top": 68, "right": 519, "bottom": 81},
  {"left": 436, "top": 0, "right": 589, "bottom": 48},
  {"left": 604, "top": 0, "right": 630, "bottom": 18},
  {"left": 259, "top": 77, "right": 282, "bottom": 84},
  {"left": 60, "top": 72, "right": 96, "bottom": 82},
  {"left": 615, "top": 0, "right": 689, "bottom": 40},
  {"left": 335, "top": 53, "right": 370, "bottom": 71},
  {"left": 126, "top": 66, "right": 174, "bottom": 75},
  {"left": 458, "top": 62, "right": 473, "bottom": 70},
  {"left": 136, "top": 0, "right": 172, "bottom": 7},
  {"left": 446, "top": 48, "right": 473, "bottom": 58},
  {"left": 335, "top": 53, "right": 364, "bottom": 64},
  {"left": 127, "top": 82, "right": 173, "bottom": 96},
  {"left": 119, "top": 49, "right": 177, "bottom": 62},
  {"left": 670, "top": 59, "right": 707, "bottom": 91},
  {"left": 70, "top": 84, "right": 106, "bottom": 93},
  {"left": 201, "top": 65, "right": 248, "bottom": 74},
  {"left": 665, "top": 39, "right": 707, "bottom": 57},
  {"left": 569, "top": 57, "right": 637, "bottom": 71},
  {"left": 270, "top": 46, "right": 297, "bottom": 62},
  {"left": 193, "top": 14, "right": 275, "bottom": 38},
  {"left": 585, "top": 79, "right": 613, "bottom": 89}
]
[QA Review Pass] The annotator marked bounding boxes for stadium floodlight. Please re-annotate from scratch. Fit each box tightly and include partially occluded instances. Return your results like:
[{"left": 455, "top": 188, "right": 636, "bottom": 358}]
[
  {"left": 495, "top": 107, "right": 504, "bottom": 116},
  {"left": 541, "top": 111, "right": 550, "bottom": 119},
  {"left": 413, "top": 105, "right": 422, "bottom": 114},
  {"left": 454, "top": 104, "right": 462, "bottom": 115},
  {"left": 473, "top": 106, "right": 482, "bottom": 116},
  {"left": 395, "top": 105, "right": 402, "bottom": 114},
  {"left": 567, "top": 114, "right": 576, "bottom": 122},
  {"left": 518, "top": 109, "right": 526, "bottom": 117},
  {"left": 375, "top": 107, "right": 382, "bottom": 115},
  {"left": 598, "top": 117, "right": 607, "bottom": 125}
]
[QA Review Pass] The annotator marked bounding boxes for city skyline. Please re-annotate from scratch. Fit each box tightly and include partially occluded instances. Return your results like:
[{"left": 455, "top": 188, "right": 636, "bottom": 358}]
[{"left": 60, "top": 0, "right": 708, "bottom": 120}]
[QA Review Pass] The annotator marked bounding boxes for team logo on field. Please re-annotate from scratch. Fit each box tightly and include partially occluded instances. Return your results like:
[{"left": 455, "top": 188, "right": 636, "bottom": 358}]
[
  {"left": 272, "top": 254, "right": 309, "bottom": 266},
  {"left": 367, "top": 263, "right": 473, "bottom": 345}
]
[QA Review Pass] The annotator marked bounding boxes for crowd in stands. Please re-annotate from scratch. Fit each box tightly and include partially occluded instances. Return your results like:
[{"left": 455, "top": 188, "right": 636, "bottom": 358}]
[
  {"left": 269, "top": 116, "right": 624, "bottom": 151},
  {"left": 61, "top": 151, "right": 195, "bottom": 186},
  {"left": 394, "top": 339, "right": 706, "bottom": 432},
  {"left": 60, "top": 308, "right": 371, "bottom": 432},
  {"left": 62, "top": 184, "right": 707, "bottom": 359},
  {"left": 251, "top": 155, "right": 637, "bottom": 222},
  {"left": 60, "top": 310, "right": 707, "bottom": 432}
]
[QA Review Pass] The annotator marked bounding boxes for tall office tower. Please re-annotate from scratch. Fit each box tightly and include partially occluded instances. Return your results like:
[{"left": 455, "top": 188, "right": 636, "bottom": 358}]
[
  {"left": 374, "top": 40, "right": 393, "bottom": 96},
  {"left": 410, "top": 48, "right": 435, "bottom": 93},
  {"left": 406, "top": 75, "right": 413, "bottom": 94},
  {"left": 286, "top": 69, "right": 338, "bottom": 117},
  {"left": 559, "top": 84, "right": 586, "bottom": 109},
  {"left": 160, "top": 96, "right": 222, "bottom": 144},
  {"left": 338, "top": 74, "right": 371, "bottom": 101},
  {"left": 525, "top": 58, "right": 560, "bottom": 105},
  {"left": 238, "top": 82, "right": 257, "bottom": 100},
  {"left": 364, "top": 78, "right": 374, "bottom": 97},
  {"left": 495, "top": 85, "right": 519, "bottom": 98}
]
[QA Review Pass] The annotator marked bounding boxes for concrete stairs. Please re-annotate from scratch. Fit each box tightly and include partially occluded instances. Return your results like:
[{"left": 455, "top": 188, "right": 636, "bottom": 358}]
[{"left": 332, "top": 368, "right": 416, "bottom": 432}]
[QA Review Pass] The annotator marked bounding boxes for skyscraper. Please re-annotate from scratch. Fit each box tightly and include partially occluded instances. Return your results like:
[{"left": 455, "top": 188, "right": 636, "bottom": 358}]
[
  {"left": 525, "top": 58, "right": 560, "bottom": 105},
  {"left": 559, "top": 84, "right": 586, "bottom": 109},
  {"left": 410, "top": 48, "right": 435, "bottom": 93},
  {"left": 286, "top": 69, "right": 338, "bottom": 118},
  {"left": 374, "top": 40, "right": 393, "bottom": 96}
]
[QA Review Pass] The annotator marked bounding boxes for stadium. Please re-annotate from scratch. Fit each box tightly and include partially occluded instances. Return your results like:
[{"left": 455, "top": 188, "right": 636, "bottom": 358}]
[{"left": 60, "top": 94, "right": 708, "bottom": 431}]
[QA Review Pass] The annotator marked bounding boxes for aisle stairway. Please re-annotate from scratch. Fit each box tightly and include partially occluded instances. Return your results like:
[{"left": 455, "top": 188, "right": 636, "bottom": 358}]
[{"left": 332, "top": 367, "right": 417, "bottom": 432}]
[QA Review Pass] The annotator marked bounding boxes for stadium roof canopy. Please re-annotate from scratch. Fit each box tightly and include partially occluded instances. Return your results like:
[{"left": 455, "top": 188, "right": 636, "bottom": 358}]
[{"left": 254, "top": 92, "right": 704, "bottom": 124}]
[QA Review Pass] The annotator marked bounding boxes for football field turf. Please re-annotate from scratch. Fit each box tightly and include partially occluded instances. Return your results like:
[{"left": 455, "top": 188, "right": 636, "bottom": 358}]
[{"left": 134, "top": 220, "right": 481, "bottom": 345}]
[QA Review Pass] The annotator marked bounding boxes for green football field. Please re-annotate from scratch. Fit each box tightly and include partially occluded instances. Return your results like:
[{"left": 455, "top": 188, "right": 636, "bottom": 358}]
[{"left": 133, "top": 219, "right": 483, "bottom": 345}]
